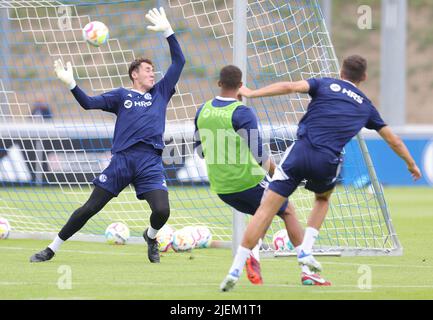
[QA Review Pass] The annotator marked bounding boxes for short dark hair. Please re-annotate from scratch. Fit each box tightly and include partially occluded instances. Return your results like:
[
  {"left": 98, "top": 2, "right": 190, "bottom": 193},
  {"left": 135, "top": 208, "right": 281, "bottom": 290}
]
[
  {"left": 219, "top": 65, "right": 242, "bottom": 90},
  {"left": 128, "top": 58, "right": 153, "bottom": 82},
  {"left": 341, "top": 55, "right": 367, "bottom": 83}
]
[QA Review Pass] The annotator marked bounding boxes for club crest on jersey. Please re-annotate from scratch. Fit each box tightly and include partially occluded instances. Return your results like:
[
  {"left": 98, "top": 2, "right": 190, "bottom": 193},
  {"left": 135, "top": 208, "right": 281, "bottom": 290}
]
[
  {"left": 99, "top": 174, "right": 107, "bottom": 183},
  {"left": 144, "top": 93, "right": 152, "bottom": 100}
]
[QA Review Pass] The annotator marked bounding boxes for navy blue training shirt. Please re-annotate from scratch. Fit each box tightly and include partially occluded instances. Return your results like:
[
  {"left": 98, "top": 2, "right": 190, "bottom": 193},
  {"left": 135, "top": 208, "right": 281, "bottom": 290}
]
[
  {"left": 71, "top": 34, "right": 185, "bottom": 153},
  {"left": 194, "top": 97, "right": 267, "bottom": 165},
  {"left": 297, "top": 77, "right": 387, "bottom": 156}
]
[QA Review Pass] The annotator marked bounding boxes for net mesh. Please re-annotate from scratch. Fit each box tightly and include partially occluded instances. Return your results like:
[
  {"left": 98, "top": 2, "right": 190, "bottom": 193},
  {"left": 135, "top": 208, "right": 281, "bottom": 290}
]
[{"left": 0, "top": 0, "right": 398, "bottom": 254}]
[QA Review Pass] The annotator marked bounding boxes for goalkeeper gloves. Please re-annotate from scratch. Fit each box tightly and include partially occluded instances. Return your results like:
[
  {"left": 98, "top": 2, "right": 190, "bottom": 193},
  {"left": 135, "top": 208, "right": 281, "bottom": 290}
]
[
  {"left": 145, "top": 7, "right": 174, "bottom": 38},
  {"left": 54, "top": 59, "right": 76, "bottom": 90}
]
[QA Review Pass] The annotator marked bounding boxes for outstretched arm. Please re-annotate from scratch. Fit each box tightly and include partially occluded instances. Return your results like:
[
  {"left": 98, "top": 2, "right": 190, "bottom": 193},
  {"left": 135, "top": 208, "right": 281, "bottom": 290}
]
[
  {"left": 378, "top": 126, "right": 422, "bottom": 181},
  {"left": 54, "top": 59, "right": 118, "bottom": 112},
  {"left": 71, "top": 86, "right": 117, "bottom": 111},
  {"left": 238, "top": 80, "right": 310, "bottom": 99},
  {"left": 145, "top": 7, "right": 185, "bottom": 91}
]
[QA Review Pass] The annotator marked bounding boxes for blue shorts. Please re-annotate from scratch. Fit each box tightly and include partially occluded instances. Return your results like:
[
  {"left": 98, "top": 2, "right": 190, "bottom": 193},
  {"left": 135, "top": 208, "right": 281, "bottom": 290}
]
[
  {"left": 269, "top": 139, "right": 343, "bottom": 198},
  {"left": 93, "top": 142, "right": 167, "bottom": 199},
  {"left": 218, "top": 177, "right": 288, "bottom": 216}
]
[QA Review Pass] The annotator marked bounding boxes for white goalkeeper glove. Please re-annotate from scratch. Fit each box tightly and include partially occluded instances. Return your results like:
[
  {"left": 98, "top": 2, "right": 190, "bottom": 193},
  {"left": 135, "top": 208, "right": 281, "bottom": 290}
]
[
  {"left": 145, "top": 7, "right": 174, "bottom": 38},
  {"left": 54, "top": 59, "right": 76, "bottom": 90}
]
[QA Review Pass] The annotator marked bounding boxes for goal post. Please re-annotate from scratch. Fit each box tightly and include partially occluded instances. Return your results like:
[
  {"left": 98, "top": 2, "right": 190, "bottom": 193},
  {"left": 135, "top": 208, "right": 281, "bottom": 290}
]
[
  {"left": 0, "top": 0, "right": 402, "bottom": 257},
  {"left": 231, "top": 0, "right": 247, "bottom": 256}
]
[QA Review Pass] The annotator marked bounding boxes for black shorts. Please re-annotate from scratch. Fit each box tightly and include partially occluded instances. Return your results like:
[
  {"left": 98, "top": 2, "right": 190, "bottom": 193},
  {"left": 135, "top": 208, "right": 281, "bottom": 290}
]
[{"left": 218, "top": 177, "right": 288, "bottom": 216}]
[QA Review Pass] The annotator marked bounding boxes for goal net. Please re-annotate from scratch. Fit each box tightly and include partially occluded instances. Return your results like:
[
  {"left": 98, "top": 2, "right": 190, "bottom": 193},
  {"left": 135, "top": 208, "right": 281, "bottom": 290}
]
[{"left": 0, "top": 0, "right": 401, "bottom": 256}]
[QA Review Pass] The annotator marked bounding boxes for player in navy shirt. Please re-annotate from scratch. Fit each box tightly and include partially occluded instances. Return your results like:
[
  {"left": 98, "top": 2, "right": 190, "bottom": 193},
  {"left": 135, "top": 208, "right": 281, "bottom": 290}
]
[
  {"left": 221, "top": 55, "right": 421, "bottom": 291},
  {"left": 30, "top": 8, "right": 185, "bottom": 264}
]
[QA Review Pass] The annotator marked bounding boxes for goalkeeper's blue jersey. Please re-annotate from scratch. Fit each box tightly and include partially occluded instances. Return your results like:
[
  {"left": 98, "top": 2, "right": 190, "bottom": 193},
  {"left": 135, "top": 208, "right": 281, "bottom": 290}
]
[
  {"left": 299, "top": 77, "right": 387, "bottom": 156},
  {"left": 71, "top": 34, "right": 185, "bottom": 153}
]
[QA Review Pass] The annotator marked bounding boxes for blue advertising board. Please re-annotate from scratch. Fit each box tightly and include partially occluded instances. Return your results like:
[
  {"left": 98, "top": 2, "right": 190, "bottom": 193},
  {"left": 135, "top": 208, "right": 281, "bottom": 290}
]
[{"left": 343, "top": 131, "right": 433, "bottom": 186}]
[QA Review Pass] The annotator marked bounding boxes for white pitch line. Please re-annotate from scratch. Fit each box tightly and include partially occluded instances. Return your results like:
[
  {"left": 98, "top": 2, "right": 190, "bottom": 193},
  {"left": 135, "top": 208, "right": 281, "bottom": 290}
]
[
  {"left": 265, "top": 258, "right": 433, "bottom": 269},
  {"left": 2, "top": 281, "right": 433, "bottom": 291},
  {"left": 320, "top": 261, "right": 433, "bottom": 269},
  {"left": 0, "top": 246, "right": 142, "bottom": 256},
  {"left": 312, "top": 290, "right": 373, "bottom": 294},
  {"left": 0, "top": 246, "right": 222, "bottom": 259},
  {"left": 2, "top": 246, "right": 432, "bottom": 269}
]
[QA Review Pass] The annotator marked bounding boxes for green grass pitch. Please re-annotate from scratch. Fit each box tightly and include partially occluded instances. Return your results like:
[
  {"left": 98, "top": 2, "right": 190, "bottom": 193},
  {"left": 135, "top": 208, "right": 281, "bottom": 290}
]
[{"left": 1, "top": 187, "right": 433, "bottom": 300}]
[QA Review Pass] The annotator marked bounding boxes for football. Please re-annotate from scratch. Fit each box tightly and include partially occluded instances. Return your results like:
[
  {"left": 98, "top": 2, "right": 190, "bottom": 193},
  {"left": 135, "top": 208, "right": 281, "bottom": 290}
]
[
  {"left": 82, "top": 21, "right": 109, "bottom": 47},
  {"left": 272, "top": 229, "right": 294, "bottom": 251},
  {"left": 156, "top": 224, "right": 175, "bottom": 252},
  {"left": 191, "top": 226, "right": 212, "bottom": 248},
  {"left": 0, "top": 217, "right": 11, "bottom": 240},
  {"left": 172, "top": 227, "right": 195, "bottom": 252},
  {"left": 105, "top": 222, "right": 130, "bottom": 245}
]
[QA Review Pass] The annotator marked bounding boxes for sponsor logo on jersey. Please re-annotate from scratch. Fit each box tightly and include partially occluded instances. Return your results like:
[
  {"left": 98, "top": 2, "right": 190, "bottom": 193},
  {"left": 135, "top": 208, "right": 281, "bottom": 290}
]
[
  {"left": 342, "top": 88, "right": 364, "bottom": 104},
  {"left": 134, "top": 100, "right": 152, "bottom": 108},
  {"left": 330, "top": 83, "right": 342, "bottom": 92},
  {"left": 99, "top": 174, "right": 107, "bottom": 183},
  {"left": 124, "top": 99, "right": 152, "bottom": 108},
  {"left": 201, "top": 108, "right": 211, "bottom": 118},
  {"left": 124, "top": 100, "right": 133, "bottom": 109},
  {"left": 330, "top": 83, "right": 364, "bottom": 104},
  {"left": 201, "top": 108, "right": 231, "bottom": 119}
]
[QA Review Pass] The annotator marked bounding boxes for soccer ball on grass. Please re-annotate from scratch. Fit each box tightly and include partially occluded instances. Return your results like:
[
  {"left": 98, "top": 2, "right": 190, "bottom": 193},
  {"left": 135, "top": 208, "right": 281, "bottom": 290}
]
[
  {"left": 272, "top": 229, "right": 294, "bottom": 251},
  {"left": 191, "top": 225, "right": 212, "bottom": 248},
  {"left": 172, "top": 227, "right": 196, "bottom": 252},
  {"left": 105, "top": 222, "right": 130, "bottom": 245},
  {"left": 156, "top": 224, "right": 175, "bottom": 252},
  {"left": 0, "top": 217, "right": 11, "bottom": 240}
]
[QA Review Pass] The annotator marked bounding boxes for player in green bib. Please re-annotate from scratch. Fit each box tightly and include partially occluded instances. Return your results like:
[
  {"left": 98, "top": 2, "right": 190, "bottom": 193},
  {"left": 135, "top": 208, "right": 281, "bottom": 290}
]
[{"left": 194, "top": 65, "right": 328, "bottom": 286}]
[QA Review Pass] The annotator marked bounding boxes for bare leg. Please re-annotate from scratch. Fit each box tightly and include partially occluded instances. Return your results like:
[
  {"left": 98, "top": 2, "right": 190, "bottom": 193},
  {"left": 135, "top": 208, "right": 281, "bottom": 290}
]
[
  {"left": 297, "top": 189, "right": 334, "bottom": 273},
  {"left": 241, "top": 190, "right": 287, "bottom": 249},
  {"left": 278, "top": 202, "right": 303, "bottom": 247},
  {"left": 308, "top": 190, "right": 333, "bottom": 230}
]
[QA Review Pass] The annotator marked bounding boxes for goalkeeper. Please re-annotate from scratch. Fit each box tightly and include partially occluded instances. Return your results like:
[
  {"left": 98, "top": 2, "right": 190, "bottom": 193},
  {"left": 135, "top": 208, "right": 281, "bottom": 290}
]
[
  {"left": 30, "top": 7, "right": 185, "bottom": 264},
  {"left": 194, "top": 65, "right": 326, "bottom": 285},
  {"left": 220, "top": 55, "right": 422, "bottom": 291}
]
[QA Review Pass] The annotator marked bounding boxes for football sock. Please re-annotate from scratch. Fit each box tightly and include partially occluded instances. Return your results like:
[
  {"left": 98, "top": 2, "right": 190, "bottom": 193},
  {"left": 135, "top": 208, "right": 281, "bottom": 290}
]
[
  {"left": 48, "top": 235, "right": 64, "bottom": 253},
  {"left": 147, "top": 226, "right": 158, "bottom": 239},
  {"left": 228, "top": 246, "right": 251, "bottom": 278},
  {"left": 295, "top": 246, "right": 314, "bottom": 275},
  {"left": 299, "top": 227, "right": 319, "bottom": 256},
  {"left": 251, "top": 238, "right": 263, "bottom": 262}
]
